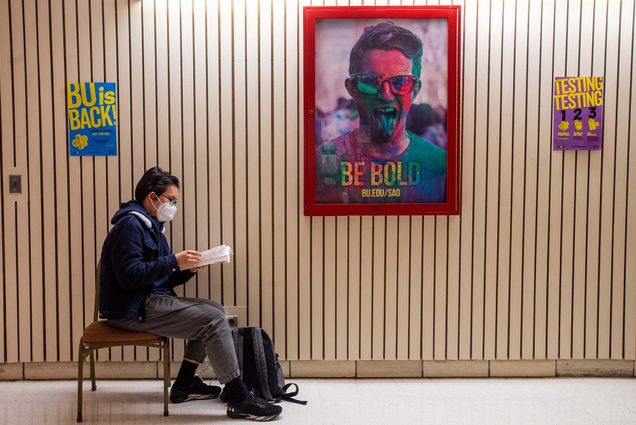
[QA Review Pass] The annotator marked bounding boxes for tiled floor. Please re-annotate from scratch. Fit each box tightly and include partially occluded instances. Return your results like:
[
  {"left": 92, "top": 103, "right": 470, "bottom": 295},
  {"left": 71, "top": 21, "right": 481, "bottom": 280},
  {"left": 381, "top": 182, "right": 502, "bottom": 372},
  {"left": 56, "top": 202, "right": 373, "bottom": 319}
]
[{"left": 1, "top": 378, "right": 636, "bottom": 424}]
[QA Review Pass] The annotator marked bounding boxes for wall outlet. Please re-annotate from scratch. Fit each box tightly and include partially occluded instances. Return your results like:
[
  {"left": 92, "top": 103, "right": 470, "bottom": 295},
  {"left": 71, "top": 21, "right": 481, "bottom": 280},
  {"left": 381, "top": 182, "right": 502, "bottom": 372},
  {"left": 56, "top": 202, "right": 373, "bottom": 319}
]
[
  {"left": 224, "top": 306, "right": 247, "bottom": 328},
  {"left": 226, "top": 315, "right": 239, "bottom": 328},
  {"left": 9, "top": 175, "right": 21, "bottom": 193}
]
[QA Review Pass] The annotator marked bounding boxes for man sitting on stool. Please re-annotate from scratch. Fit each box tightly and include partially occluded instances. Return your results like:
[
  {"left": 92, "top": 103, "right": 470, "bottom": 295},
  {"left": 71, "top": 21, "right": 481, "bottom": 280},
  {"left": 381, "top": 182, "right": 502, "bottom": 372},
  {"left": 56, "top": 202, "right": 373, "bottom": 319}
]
[{"left": 99, "top": 166, "right": 282, "bottom": 421}]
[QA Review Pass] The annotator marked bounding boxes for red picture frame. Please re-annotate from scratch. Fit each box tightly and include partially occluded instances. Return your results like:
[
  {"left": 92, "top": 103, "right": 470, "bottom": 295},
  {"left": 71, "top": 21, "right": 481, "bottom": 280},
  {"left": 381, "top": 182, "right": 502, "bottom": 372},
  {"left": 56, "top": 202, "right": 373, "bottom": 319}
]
[{"left": 303, "top": 6, "right": 461, "bottom": 216}]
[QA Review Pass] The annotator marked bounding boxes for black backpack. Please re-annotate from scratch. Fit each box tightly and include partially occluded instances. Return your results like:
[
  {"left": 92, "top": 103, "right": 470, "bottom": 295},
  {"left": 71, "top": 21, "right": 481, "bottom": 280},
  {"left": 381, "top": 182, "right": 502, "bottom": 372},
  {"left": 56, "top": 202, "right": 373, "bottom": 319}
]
[{"left": 231, "top": 326, "right": 307, "bottom": 405}]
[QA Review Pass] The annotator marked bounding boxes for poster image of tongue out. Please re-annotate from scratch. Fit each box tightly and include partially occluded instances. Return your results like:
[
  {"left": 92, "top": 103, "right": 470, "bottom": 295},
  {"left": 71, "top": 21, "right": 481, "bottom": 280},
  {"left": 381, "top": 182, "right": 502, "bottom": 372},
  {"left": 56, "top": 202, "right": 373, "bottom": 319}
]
[{"left": 305, "top": 8, "right": 461, "bottom": 216}]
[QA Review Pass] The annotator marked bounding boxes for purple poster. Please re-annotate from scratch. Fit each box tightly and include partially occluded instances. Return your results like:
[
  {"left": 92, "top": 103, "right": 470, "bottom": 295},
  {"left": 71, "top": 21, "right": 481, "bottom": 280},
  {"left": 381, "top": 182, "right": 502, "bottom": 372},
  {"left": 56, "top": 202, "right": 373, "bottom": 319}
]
[{"left": 553, "top": 76, "right": 604, "bottom": 150}]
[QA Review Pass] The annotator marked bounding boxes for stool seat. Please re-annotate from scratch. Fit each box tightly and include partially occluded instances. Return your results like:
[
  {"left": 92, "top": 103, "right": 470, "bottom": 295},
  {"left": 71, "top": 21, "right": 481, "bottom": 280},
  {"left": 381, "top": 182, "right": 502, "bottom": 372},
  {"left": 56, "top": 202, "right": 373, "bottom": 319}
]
[{"left": 82, "top": 320, "right": 163, "bottom": 344}]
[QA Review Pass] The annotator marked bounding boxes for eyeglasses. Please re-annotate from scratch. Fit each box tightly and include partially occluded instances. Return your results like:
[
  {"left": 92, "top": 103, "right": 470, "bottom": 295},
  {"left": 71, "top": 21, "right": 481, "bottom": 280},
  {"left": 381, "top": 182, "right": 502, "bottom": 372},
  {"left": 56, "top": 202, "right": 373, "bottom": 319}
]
[
  {"left": 351, "top": 74, "right": 419, "bottom": 95},
  {"left": 159, "top": 194, "right": 178, "bottom": 206}
]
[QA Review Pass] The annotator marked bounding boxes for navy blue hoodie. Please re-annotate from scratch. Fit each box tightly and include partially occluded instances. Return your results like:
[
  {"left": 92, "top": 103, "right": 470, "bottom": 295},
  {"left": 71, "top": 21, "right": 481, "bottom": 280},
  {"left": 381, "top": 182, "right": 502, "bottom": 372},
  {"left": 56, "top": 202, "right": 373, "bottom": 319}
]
[{"left": 99, "top": 200, "right": 195, "bottom": 320}]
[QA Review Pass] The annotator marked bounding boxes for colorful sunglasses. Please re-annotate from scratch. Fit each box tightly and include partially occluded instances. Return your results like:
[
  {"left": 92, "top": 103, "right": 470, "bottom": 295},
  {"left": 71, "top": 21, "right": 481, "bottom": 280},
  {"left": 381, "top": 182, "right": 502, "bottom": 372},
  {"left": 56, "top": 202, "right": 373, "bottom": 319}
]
[{"left": 351, "top": 74, "right": 419, "bottom": 95}]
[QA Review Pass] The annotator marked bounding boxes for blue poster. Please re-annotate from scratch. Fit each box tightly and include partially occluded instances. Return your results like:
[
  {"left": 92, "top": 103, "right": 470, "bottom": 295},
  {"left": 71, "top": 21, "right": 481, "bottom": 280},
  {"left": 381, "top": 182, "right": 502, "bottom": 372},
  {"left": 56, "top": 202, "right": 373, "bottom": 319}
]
[{"left": 67, "top": 82, "right": 118, "bottom": 156}]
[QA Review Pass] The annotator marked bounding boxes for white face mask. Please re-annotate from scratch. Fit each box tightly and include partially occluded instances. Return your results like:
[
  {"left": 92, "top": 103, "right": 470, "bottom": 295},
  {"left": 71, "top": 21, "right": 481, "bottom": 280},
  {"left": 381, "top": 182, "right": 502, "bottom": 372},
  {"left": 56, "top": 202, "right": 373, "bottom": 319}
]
[{"left": 151, "top": 193, "right": 178, "bottom": 222}]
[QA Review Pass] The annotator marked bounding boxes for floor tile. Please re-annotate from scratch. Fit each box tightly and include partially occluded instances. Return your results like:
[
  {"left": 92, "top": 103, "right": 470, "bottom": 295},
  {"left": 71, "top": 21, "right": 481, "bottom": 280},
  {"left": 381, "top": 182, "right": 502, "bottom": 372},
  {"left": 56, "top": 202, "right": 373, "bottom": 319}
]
[{"left": 0, "top": 378, "right": 634, "bottom": 424}]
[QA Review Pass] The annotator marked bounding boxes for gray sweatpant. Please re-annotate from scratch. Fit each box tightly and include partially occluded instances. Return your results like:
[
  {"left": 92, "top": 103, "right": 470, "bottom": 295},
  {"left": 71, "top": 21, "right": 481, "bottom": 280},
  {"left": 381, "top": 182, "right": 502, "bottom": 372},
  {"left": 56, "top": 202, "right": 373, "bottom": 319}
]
[{"left": 108, "top": 293, "right": 241, "bottom": 384}]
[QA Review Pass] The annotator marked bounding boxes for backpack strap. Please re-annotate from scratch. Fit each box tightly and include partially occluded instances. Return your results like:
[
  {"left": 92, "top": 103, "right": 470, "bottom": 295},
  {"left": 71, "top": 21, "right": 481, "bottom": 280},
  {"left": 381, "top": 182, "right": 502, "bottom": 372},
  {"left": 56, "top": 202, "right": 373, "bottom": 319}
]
[
  {"left": 252, "top": 327, "right": 274, "bottom": 401},
  {"left": 232, "top": 329, "right": 244, "bottom": 379},
  {"left": 275, "top": 383, "right": 308, "bottom": 405}
]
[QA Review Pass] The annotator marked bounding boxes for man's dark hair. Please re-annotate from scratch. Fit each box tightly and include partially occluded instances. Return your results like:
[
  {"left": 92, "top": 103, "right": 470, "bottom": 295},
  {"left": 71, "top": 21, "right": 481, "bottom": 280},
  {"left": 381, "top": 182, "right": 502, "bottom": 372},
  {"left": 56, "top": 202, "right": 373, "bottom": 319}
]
[
  {"left": 134, "top": 166, "right": 179, "bottom": 202},
  {"left": 349, "top": 22, "right": 423, "bottom": 78}
]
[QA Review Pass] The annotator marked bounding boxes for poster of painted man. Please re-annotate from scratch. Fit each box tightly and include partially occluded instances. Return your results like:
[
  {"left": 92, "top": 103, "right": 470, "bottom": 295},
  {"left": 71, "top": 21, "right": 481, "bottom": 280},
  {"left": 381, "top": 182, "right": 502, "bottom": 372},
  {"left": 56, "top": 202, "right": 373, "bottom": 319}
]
[{"left": 303, "top": 6, "right": 461, "bottom": 216}]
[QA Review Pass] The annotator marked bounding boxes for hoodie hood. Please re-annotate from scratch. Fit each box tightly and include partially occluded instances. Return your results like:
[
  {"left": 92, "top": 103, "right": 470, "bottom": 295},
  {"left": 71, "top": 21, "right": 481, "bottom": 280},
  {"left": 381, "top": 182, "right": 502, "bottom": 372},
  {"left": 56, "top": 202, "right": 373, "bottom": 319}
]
[{"left": 111, "top": 200, "right": 163, "bottom": 231}]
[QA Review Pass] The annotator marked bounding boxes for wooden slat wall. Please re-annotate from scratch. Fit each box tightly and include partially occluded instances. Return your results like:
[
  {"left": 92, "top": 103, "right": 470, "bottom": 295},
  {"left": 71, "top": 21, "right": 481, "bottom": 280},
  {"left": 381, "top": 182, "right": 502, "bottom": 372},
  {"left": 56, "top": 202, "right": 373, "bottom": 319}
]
[{"left": 0, "top": 0, "right": 635, "bottom": 364}]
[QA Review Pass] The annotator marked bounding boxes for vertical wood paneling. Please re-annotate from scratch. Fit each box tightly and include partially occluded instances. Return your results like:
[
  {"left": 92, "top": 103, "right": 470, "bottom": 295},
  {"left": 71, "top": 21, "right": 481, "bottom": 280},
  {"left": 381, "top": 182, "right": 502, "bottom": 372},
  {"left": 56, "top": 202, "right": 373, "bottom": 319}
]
[
  {"left": 77, "top": 0, "right": 96, "bottom": 360},
  {"left": 141, "top": 0, "right": 158, "bottom": 362},
  {"left": 36, "top": 0, "right": 57, "bottom": 362},
  {"left": 63, "top": 0, "right": 84, "bottom": 362},
  {"left": 205, "top": 0, "right": 222, "bottom": 306},
  {"left": 547, "top": 0, "right": 566, "bottom": 360},
  {"left": 245, "top": 0, "right": 260, "bottom": 327},
  {"left": 91, "top": 0, "right": 110, "bottom": 362},
  {"left": 323, "top": 216, "right": 336, "bottom": 360},
  {"left": 611, "top": 0, "right": 633, "bottom": 360},
  {"left": 359, "top": 216, "right": 373, "bottom": 360},
  {"left": 625, "top": 0, "right": 636, "bottom": 362},
  {"left": 103, "top": 0, "right": 121, "bottom": 362},
  {"left": 496, "top": 0, "right": 514, "bottom": 360},
  {"left": 598, "top": 0, "right": 621, "bottom": 359},
  {"left": 192, "top": 0, "right": 209, "bottom": 305},
  {"left": 347, "top": 216, "right": 361, "bottom": 360},
  {"left": 384, "top": 217, "right": 398, "bottom": 360},
  {"left": 483, "top": 0, "right": 502, "bottom": 361},
  {"left": 297, "top": 0, "right": 312, "bottom": 360},
  {"left": 13, "top": 0, "right": 31, "bottom": 363},
  {"left": 24, "top": 0, "right": 43, "bottom": 363},
  {"left": 1, "top": 0, "right": 636, "bottom": 365},
  {"left": 50, "top": 0, "right": 71, "bottom": 362},
  {"left": 472, "top": 0, "right": 489, "bottom": 360},
  {"left": 372, "top": 217, "right": 386, "bottom": 358},
  {"left": 396, "top": 217, "right": 410, "bottom": 360},
  {"left": 560, "top": 0, "right": 581, "bottom": 361},
  {"left": 421, "top": 216, "right": 435, "bottom": 359},
  {"left": 0, "top": 0, "right": 17, "bottom": 363},
  {"left": 273, "top": 0, "right": 289, "bottom": 354},
  {"left": 311, "top": 217, "right": 323, "bottom": 359},
  {"left": 408, "top": 217, "right": 423, "bottom": 359},
  {"left": 534, "top": 0, "right": 555, "bottom": 360},
  {"left": 285, "top": 0, "right": 301, "bottom": 361},
  {"left": 434, "top": 217, "right": 448, "bottom": 359},
  {"left": 142, "top": 0, "right": 157, "bottom": 168},
  {"left": 114, "top": 0, "right": 134, "bottom": 362},
  {"left": 259, "top": 0, "right": 273, "bottom": 335},
  {"left": 509, "top": 0, "right": 529, "bottom": 361},
  {"left": 585, "top": 0, "right": 607, "bottom": 360},
  {"left": 180, "top": 0, "right": 197, "bottom": 307},
  {"left": 231, "top": 0, "right": 247, "bottom": 334},
  {"left": 571, "top": 0, "right": 592, "bottom": 361},
  {"left": 0, "top": 31, "right": 4, "bottom": 360},
  {"left": 336, "top": 216, "right": 348, "bottom": 360},
  {"left": 522, "top": 0, "right": 540, "bottom": 360},
  {"left": 458, "top": 0, "right": 476, "bottom": 361}
]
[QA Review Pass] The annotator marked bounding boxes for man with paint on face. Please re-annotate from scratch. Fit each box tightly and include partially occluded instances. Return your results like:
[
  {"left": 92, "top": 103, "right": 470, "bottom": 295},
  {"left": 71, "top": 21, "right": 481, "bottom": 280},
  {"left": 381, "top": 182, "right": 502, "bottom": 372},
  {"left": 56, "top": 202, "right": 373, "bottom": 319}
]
[{"left": 316, "top": 22, "right": 446, "bottom": 204}]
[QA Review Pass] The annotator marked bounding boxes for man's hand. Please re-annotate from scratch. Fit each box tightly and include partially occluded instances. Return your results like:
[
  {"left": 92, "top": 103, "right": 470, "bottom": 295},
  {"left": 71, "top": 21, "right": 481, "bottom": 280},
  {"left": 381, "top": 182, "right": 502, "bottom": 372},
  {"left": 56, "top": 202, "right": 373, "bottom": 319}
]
[{"left": 175, "top": 250, "right": 202, "bottom": 270}]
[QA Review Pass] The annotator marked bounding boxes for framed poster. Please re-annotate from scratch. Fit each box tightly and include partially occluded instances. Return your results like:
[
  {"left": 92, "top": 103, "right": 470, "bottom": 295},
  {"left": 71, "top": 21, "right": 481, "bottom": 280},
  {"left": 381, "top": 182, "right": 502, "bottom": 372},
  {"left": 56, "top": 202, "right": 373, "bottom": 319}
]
[
  {"left": 303, "top": 6, "right": 461, "bottom": 216},
  {"left": 67, "top": 82, "right": 118, "bottom": 156},
  {"left": 552, "top": 76, "right": 604, "bottom": 150}
]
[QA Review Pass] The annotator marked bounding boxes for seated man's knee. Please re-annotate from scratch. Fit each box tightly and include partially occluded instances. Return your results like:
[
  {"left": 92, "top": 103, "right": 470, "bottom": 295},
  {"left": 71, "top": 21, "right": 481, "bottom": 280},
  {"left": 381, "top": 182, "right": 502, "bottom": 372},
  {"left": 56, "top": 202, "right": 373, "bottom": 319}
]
[
  {"left": 192, "top": 304, "right": 226, "bottom": 329},
  {"left": 202, "top": 299, "right": 225, "bottom": 314}
]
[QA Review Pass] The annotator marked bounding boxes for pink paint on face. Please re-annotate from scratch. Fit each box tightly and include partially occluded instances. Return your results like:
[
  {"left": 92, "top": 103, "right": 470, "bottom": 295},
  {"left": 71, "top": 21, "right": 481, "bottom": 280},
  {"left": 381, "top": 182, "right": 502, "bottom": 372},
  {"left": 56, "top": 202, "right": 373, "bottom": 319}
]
[{"left": 350, "top": 49, "right": 419, "bottom": 145}]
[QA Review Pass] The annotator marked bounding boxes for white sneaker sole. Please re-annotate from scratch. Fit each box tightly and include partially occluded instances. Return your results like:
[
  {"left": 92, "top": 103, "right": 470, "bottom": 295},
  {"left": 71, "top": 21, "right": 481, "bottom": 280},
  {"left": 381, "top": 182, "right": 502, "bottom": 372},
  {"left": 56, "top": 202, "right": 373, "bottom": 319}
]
[{"left": 227, "top": 411, "right": 282, "bottom": 421}]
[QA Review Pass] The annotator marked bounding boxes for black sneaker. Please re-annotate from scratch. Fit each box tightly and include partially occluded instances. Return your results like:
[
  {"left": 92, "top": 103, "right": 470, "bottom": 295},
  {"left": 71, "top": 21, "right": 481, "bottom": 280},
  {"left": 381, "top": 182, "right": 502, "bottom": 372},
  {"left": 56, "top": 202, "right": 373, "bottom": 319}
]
[
  {"left": 227, "top": 391, "right": 283, "bottom": 421},
  {"left": 170, "top": 375, "right": 222, "bottom": 403}
]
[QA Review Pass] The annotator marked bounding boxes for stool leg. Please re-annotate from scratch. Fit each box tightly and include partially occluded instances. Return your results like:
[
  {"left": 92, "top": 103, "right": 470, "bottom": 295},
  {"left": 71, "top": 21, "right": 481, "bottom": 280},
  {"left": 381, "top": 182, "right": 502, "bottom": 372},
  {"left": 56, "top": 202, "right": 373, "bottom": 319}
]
[
  {"left": 77, "top": 341, "right": 85, "bottom": 422},
  {"left": 89, "top": 351, "right": 96, "bottom": 391},
  {"left": 163, "top": 340, "right": 170, "bottom": 416}
]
